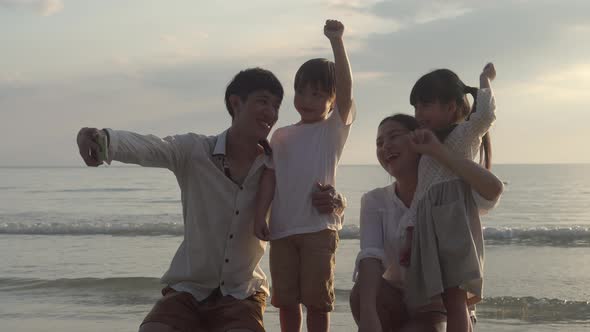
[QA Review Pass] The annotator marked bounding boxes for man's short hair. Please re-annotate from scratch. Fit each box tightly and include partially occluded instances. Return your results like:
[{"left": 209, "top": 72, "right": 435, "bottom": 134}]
[{"left": 224, "top": 68, "right": 284, "bottom": 118}]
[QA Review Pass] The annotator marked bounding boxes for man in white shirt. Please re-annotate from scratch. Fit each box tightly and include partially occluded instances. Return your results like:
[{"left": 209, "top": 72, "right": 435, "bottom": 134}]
[{"left": 76, "top": 68, "right": 346, "bottom": 332}]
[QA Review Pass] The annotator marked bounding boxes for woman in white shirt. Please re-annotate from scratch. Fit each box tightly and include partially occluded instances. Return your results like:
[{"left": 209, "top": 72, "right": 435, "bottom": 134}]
[{"left": 351, "top": 114, "right": 503, "bottom": 332}]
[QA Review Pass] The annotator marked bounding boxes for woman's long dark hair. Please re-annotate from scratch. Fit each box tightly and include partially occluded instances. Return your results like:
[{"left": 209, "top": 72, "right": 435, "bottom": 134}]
[{"left": 410, "top": 69, "right": 492, "bottom": 169}]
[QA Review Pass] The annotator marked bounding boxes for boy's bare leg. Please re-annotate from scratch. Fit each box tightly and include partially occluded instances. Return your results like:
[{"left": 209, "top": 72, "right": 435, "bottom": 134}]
[
  {"left": 307, "top": 309, "right": 329, "bottom": 332},
  {"left": 442, "top": 287, "right": 469, "bottom": 332},
  {"left": 280, "top": 304, "right": 302, "bottom": 332}
]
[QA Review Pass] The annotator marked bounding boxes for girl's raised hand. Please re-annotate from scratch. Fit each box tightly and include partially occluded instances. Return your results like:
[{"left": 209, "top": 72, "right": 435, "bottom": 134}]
[{"left": 481, "top": 62, "right": 496, "bottom": 81}]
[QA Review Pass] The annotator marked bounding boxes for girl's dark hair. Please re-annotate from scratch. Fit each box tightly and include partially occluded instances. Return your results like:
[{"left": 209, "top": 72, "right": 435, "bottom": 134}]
[
  {"left": 379, "top": 113, "right": 419, "bottom": 131},
  {"left": 409, "top": 69, "right": 492, "bottom": 169},
  {"left": 294, "top": 58, "right": 336, "bottom": 98},
  {"left": 225, "top": 67, "right": 284, "bottom": 119}
]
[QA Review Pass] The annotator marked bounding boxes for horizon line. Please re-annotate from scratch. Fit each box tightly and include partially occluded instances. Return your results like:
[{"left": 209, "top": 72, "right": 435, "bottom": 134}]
[{"left": 1, "top": 162, "right": 590, "bottom": 168}]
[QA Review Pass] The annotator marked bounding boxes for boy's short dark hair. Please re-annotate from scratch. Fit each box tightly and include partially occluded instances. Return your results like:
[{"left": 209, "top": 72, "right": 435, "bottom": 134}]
[
  {"left": 294, "top": 58, "right": 336, "bottom": 98},
  {"left": 224, "top": 68, "right": 284, "bottom": 119}
]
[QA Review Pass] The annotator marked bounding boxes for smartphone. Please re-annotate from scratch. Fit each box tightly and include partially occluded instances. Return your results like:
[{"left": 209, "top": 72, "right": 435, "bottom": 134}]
[{"left": 97, "top": 133, "right": 109, "bottom": 163}]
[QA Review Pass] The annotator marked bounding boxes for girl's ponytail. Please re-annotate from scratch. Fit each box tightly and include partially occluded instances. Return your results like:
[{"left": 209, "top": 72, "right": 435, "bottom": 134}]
[{"left": 464, "top": 85, "right": 478, "bottom": 116}]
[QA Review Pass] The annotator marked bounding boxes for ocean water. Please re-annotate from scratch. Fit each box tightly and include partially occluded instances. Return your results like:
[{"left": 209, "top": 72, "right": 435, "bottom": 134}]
[{"left": 1, "top": 164, "right": 590, "bottom": 332}]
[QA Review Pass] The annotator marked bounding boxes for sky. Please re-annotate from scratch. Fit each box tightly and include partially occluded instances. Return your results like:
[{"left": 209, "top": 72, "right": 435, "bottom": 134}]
[{"left": 1, "top": 0, "right": 589, "bottom": 166}]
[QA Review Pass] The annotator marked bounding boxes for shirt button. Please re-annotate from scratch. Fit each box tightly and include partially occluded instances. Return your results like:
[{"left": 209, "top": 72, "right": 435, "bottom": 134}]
[
  {"left": 221, "top": 281, "right": 225, "bottom": 286},
  {"left": 225, "top": 259, "right": 229, "bottom": 263},
  {"left": 240, "top": 186, "right": 244, "bottom": 190},
  {"left": 235, "top": 210, "right": 239, "bottom": 215},
  {"left": 229, "top": 234, "right": 234, "bottom": 239}
]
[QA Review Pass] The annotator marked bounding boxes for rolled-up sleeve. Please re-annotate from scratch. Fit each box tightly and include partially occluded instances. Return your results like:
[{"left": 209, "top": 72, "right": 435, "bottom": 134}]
[
  {"left": 471, "top": 181, "right": 504, "bottom": 215},
  {"left": 464, "top": 88, "right": 496, "bottom": 141},
  {"left": 353, "top": 192, "right": 386, "bottom": 281}
]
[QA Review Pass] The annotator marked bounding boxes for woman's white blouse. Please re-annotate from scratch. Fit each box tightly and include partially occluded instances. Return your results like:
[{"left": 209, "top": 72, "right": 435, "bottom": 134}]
[{"left": 353, "top": 183, "right": 501, "bottom": 284}]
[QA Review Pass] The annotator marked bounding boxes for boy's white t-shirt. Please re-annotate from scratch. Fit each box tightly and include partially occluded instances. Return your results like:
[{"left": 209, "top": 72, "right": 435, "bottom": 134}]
[{"left": 267, "top": 105, "right": 355, "bottom": 240}]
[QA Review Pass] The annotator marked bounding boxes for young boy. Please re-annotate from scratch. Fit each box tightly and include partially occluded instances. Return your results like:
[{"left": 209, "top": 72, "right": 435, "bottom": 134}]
[{"left": 254, "top": 19, "right": 354, "bottom": 332}]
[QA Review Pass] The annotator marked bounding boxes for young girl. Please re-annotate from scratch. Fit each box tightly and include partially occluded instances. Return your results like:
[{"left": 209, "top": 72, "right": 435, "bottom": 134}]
[{"left": 401, "top": 63, "right": 497, "bottom": 331}]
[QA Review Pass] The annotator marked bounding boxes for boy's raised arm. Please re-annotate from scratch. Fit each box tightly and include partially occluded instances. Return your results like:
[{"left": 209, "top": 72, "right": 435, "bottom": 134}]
[{"left": 324, "top": 19, "right": 353, "bottom": 122}]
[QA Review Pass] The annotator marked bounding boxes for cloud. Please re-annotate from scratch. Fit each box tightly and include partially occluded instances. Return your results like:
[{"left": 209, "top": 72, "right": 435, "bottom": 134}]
[
  {"left": 0, "top": 72, "right": 40, "bottom": 102},
  {"left": 347, "top": 0, "right": 590, "bottom": 80},
  {"left": 374, "top": 0, "right": 474, "bottom": 25},
  {"left": 328, "top": 0, "right": 476, "bottom": 29},
  {"left": 159, "top": 32, "right": 210, "bottom": 61},
  {"left": 498, "top": 63, "right": 590, "bottom": 104},
  {"left": 412, "top": 3, "right": 473, "bottom": 24},
  {"left": 0, "top": 72, "right": 24, "bottom": 84},
  {"left": 326, "top": 0, "right": 382, "bottom": 12},
  {"left": 38, "top": 0, "right": 62, "bottom": 16},
  {"left": 0, "top": 0, "right": 63, "bottom": 16},
  {"left": 0, "top": 56, "right": 267, "bottom": 165},
  {"left": 354, "top": 71, "right": 391, "bottom": 82},
  {"left": 321, "top": 0, "right": 590, "bottom": 164},
  {"left": 2, "top": 0, "right": 590, "bottom": 165}
]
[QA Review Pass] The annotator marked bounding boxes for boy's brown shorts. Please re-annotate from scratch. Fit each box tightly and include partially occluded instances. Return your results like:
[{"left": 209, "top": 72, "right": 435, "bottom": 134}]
[
  {"left": 269, "top": 229, "right": 339, "bottom": 312},
  {"left": 140, "top": 287, "right": 266, "bottom": 332}
]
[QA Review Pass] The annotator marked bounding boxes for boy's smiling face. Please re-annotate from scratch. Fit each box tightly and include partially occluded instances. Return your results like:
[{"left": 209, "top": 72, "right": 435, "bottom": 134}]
[{"left": 294, "top": 83, "right": 334, "bottom": 124}]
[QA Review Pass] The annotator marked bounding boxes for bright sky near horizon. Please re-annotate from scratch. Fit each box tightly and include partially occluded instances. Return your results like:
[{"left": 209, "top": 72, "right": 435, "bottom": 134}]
[{"left": 1, "top": 0, "right": 589, "bottom": 166}]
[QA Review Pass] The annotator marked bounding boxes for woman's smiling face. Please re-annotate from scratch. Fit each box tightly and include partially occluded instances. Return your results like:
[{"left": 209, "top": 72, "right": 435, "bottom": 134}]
[{"left": 376, "top": 119, "right": 420, "bottom": 177}]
